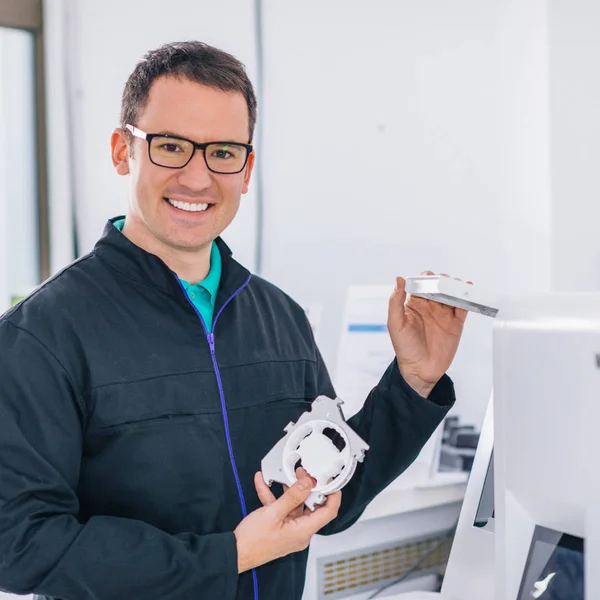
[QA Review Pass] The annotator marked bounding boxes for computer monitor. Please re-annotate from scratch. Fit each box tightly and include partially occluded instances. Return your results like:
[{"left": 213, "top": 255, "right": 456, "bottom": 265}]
[
  {"left": 473, "top": 449, "right": 494, "bottom": 532},
  {"left": 516, "top": 525, "right": 584, "bottom": 600},
  {"left": 493, "top": 294, "right": 600, "bottom": 600},
  {"left": 439, "top": 394, "right": 495, "bottom": 599}
]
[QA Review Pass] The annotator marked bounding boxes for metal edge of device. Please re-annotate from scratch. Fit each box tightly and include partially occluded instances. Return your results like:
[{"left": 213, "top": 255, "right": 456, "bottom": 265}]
[
  {"left": 405, "top": 276, "right": 499, "bottom": 318},
  {"left": 261, "top": 396, "right": 370, "bottom": 510}
]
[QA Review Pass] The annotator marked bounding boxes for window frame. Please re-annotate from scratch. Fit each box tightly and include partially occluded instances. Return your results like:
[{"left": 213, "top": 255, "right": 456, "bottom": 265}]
[{"left": 0, "top": 0, "right": 49, "bottom": 281}]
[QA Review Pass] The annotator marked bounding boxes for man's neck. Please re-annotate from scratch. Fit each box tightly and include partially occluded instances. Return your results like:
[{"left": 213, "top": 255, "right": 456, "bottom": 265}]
[{"left": 122, "top": 219, "right": 212, "bottom": 284}]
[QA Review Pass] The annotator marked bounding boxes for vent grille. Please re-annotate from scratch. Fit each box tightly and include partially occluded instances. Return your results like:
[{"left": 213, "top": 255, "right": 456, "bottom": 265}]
[{"left": 317, "top": 532, "right": 452, "bottom": 599}]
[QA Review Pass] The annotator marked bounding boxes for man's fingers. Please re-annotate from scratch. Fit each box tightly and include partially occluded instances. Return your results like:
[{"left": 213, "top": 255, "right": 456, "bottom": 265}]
[
  {"left": 255, "top": 472, "right": 277, "bottom": 507},
  {"left": 302, "top": 491, "right": 342, "bottom": 530},
  {"left": 454, "top": 307, "right": 469, "bottom": 323},
  {"left": 388, "top": 276, "right": 407, "bottom": 331}
]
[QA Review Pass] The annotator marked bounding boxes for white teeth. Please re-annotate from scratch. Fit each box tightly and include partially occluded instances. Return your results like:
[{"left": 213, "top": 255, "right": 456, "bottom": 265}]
[{"left": 167, "top": 199, "right": 209, "bottom": 212}]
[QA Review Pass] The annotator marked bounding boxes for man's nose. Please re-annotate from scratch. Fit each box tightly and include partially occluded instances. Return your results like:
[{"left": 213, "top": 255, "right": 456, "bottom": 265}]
[{"left": 176, "top": 150, "right": 213, "bottom": 191}]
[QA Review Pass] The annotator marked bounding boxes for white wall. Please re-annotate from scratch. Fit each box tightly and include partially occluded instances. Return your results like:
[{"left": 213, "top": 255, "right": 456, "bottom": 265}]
[
  {"left": 44, "top": 0, "right": 76, "bottom": 275},
  {"left": 549, "top": 0, "right": 600, "bottom": 292},
  {"left": 260, "top": 0, "right": 551, "bottom": 426}
]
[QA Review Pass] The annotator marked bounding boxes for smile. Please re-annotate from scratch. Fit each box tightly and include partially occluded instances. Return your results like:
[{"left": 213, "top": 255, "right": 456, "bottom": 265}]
[{"left": 165, "top": 198, "right": 211, "bottom": 212}]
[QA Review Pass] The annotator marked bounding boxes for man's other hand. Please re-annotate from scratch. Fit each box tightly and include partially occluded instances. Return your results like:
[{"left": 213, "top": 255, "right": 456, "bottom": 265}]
[
  {"left": 388, "top": 271, "right": 471, "bottom": 398},
  {"left": 233, "top": 469, "right": 341, "bottom": 573}
]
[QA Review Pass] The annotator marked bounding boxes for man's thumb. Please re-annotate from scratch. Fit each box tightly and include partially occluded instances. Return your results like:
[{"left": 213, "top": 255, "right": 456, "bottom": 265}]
[{"left": 272, "top": 477, "right": 313, "bottom": 519}]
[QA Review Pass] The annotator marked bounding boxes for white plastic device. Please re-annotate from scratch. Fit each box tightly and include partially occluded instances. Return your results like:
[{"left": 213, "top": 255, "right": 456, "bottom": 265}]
[
  {"left": 404, "top": 276, "right": 499, "bottom": 318},
  {"left": 261, "top": 396, "right": 369, "bottom": 510}
]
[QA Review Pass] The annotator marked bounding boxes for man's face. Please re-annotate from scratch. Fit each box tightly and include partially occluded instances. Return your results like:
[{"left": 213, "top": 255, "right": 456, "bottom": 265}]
[{"left": 112, "top": 76, "right": 254, "bottom": 253}]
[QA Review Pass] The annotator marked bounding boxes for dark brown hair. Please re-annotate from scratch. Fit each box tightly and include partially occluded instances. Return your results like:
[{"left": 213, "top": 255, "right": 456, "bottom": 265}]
[{"left": 120, "top": 41, "right": 257, "bottom": 142}]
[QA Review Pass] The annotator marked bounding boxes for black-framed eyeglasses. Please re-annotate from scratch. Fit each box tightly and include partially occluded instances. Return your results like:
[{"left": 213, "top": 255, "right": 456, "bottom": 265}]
[{"left": 126, "top": 124, "right": 253, "bottom": 174}]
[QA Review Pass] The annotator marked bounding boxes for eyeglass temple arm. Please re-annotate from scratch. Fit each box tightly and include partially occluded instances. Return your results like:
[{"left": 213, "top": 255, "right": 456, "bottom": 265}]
[{"left": 125, "top": 124, "right": 147, "bottom": 140}]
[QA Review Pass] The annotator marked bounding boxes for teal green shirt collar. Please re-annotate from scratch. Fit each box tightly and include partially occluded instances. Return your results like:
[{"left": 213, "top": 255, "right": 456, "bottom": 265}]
[
  {"left": 179, "top": 243, "right": 221, "bottom": 304},
  {"left": 112, "top": 218, "right": 221, "bottom": 330}
]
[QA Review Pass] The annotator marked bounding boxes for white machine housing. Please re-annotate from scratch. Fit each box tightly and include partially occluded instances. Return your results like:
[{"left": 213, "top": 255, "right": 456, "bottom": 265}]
[
  {"left": 493, "top": 294, "right": 600, "bottom": 599},
  {"left": 384, "top": 398, "right": 495, "bottom": 600},
  {"left": 440, "top": 394, "right": 495, "bottom": 600}
]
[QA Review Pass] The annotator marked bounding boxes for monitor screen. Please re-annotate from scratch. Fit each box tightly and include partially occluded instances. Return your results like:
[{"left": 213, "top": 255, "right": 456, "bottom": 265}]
[
  {"left": 517, "top": 525, "right": 584, "bottom": 600},
  {"left": 474, "top": 450, "right": 495, "bottom": 531}
]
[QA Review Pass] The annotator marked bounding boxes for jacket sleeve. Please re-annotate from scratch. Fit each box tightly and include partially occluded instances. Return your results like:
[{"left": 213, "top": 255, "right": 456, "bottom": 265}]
[
  {"left": 0, "top": 320, "right": 238, "bottom": 600},
  {"left": 315, "top": 347, "right": 456, "bottom": 536}
]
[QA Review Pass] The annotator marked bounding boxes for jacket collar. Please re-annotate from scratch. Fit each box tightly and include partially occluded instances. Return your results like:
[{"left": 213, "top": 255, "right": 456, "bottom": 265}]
[{"left": 93, "top": 217, "right": 251, "bottom": 302}]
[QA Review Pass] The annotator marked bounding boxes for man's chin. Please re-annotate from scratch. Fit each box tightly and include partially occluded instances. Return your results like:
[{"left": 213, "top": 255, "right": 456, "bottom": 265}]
[{"left": 161, "top": 234, "right": 214, "bottom": 254}]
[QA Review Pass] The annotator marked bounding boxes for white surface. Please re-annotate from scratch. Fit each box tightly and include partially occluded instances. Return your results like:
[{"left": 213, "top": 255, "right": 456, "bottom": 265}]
[
  {"left": 358, "top": 462, "right": 466, "bottom": 524},
  {"left": 441, "top": 396, "right": 495, "bottom": 600},
  {"left": 549, "top": 0, "right": 600, "bottom": 293},
  {"left": 493, "top": 293, "right": 600, "bottom": 600}
]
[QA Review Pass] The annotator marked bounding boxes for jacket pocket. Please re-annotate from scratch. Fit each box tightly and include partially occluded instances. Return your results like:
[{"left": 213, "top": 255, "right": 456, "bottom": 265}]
[
  {"left": 88, "top": 370, "right": 220, "bottom": 429},
  {"left": 218, "top": 359, "right": 319, "bottom": 410}
]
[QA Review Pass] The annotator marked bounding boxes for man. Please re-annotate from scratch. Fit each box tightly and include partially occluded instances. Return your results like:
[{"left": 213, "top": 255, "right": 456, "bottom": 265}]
[{"left": 0, "top": 41, "right": 467, "bottom": 600}]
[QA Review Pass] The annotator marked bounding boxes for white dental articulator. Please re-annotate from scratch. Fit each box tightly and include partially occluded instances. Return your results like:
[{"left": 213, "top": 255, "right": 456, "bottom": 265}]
[{"left": 261, "top": 396, "right": 369, "bottom": 510}]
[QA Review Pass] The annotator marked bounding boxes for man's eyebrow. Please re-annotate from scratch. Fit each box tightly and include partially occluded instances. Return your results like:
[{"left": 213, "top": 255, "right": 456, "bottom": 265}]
[
  {"left": 153, "top": 130, "right": 250, "bottom": 145},
  {"left": 155, "top": 129, "right": 188, "bottom": 138}
]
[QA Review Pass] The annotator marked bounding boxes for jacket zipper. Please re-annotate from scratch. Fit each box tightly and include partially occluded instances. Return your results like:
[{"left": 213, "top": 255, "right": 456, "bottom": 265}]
[{"left": 176, "top": 275, "right": 259, "bottom": 600}]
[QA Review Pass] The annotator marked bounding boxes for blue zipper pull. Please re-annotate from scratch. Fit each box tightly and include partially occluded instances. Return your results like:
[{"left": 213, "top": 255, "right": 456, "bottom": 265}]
[{"left": 207, "top": 332, "right": 215, "bottom": 355}]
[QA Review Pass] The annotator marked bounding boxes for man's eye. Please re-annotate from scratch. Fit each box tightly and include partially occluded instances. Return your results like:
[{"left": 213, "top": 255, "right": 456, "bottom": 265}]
[
  {"left": 212, "top": 149, "right": 233, "bottom": 159},
  {"left": 160, "top": 143, "right": 184, "bottom": 153}
]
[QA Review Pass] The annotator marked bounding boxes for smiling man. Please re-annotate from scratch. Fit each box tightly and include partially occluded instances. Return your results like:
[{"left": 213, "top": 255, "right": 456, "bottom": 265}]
[
  {"left": 0, "top": 42, "right": 467, "bottom": 600},
  {"left": 113, "top": 76, "right": 254, "bottom": 284}
]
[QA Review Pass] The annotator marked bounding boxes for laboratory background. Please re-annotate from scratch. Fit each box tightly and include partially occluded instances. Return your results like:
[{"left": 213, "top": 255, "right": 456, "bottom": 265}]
[{"left": 1, "top": 0, "right": 599, "bottom": 599}]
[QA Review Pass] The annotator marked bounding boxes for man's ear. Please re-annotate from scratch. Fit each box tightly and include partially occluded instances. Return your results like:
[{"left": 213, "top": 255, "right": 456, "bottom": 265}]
[
  {"left": 242, "top": 150, "right": 255, "bottom": 194},
  {"left": 111, "top": 128, "right": 131, "bottom": 175}
]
